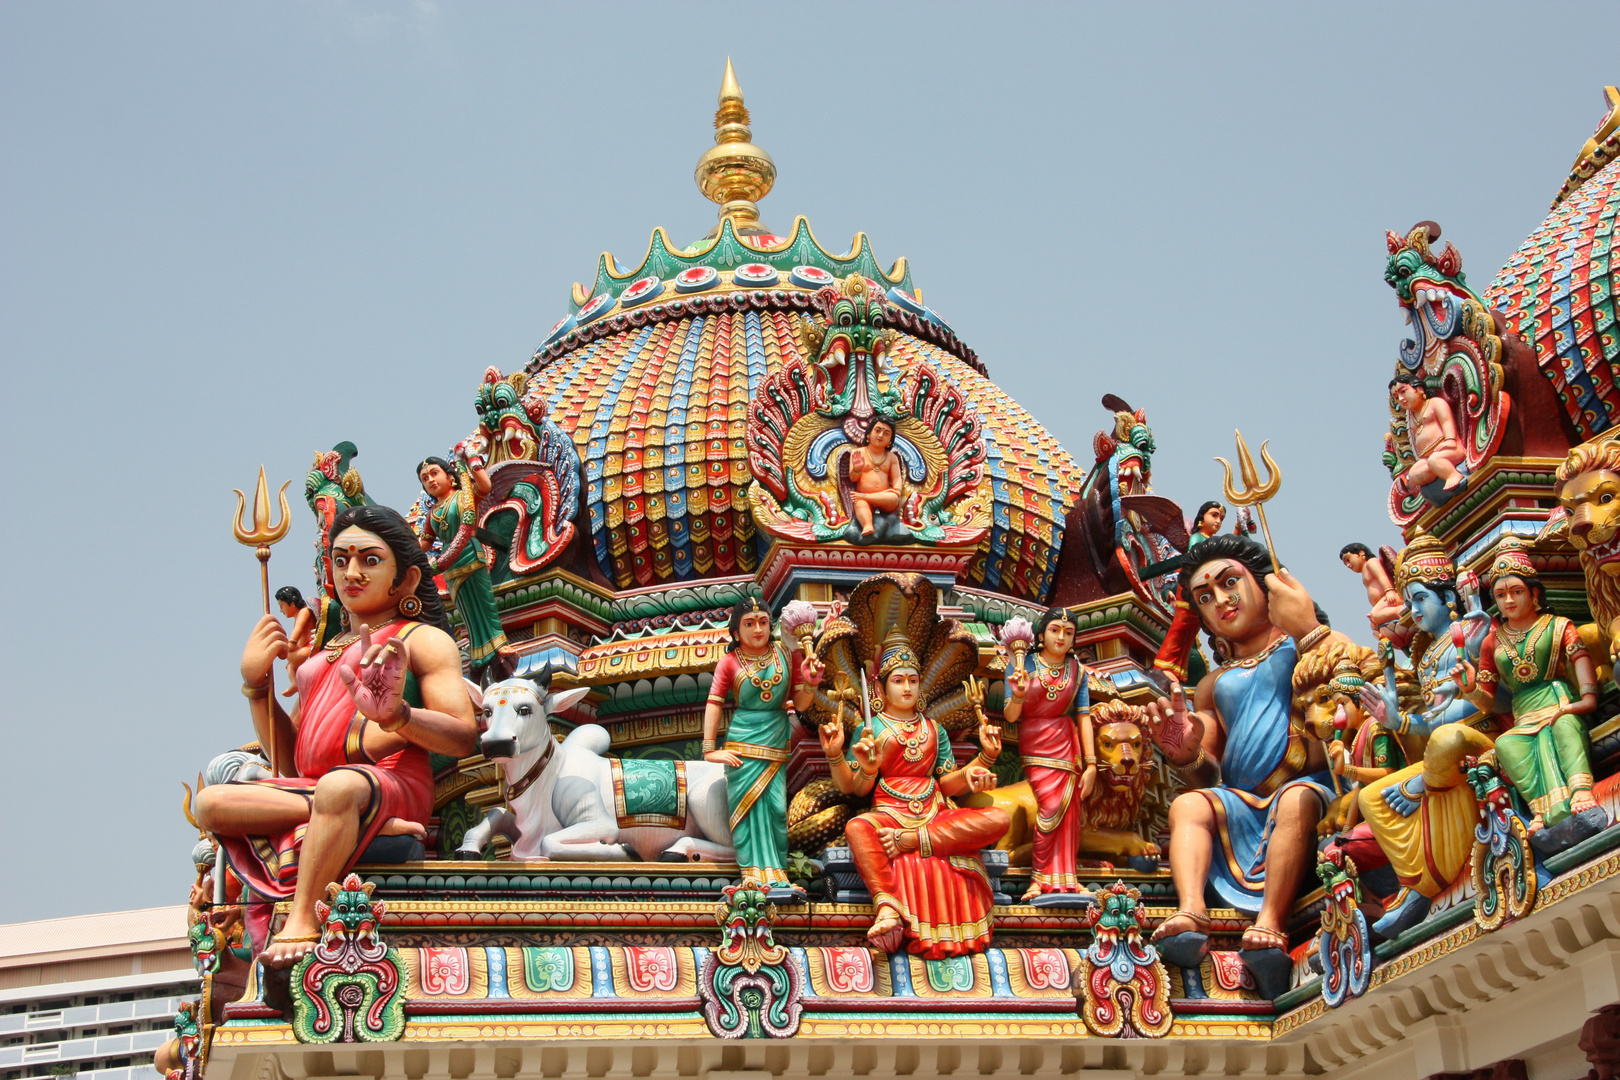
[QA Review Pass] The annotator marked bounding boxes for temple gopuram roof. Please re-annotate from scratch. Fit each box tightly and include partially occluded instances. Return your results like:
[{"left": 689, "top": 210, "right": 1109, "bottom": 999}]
[{"left": 174, "top": 67, "right": 1620, "bottom": 1080}]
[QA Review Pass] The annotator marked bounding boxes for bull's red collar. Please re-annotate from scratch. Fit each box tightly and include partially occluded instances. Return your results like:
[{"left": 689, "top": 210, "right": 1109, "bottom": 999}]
[{"left": 505, "top": 736, "right": 555, "bottom": 802}]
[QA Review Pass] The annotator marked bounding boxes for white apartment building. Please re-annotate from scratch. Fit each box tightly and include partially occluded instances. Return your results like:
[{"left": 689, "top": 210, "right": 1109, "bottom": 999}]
[{"left": 0, "top": 908, "right": 197, "bottom": 1080}]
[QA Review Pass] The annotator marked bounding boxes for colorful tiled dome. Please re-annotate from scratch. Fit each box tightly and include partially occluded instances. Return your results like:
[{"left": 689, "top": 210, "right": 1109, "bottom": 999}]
[
  {"left": 1486, "top": 88, "right": 1620, "bottom": 441},
  {"left": 504, "top": 63, "right": 1088, "bottom": 603},
  {"left": 518, "top": 220, "right": 1083, "bottom": 600}
]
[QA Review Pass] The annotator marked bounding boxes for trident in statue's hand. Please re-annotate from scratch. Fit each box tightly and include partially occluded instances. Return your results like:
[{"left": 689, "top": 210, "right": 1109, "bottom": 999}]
[
  {"left": 1217, "top": 431, "right": 1283, "bottom": 573},
  {"left": 233, "top": 467, "right": 292, "bottom": 776},
  {"left": 232, "top": 466, "right": 293, "bottom": 613}
]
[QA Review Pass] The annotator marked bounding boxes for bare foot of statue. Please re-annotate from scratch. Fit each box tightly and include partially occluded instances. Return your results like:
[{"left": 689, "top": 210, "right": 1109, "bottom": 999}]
[
  {"left": 378, "top": 817, "right": 427, "bottom": 840},
  {"left": 868, "top": 903, "right": 906, "bottom": 953},
  {"left": 1528, "top": 814, "right": 1545, "bottom": 835},
  {"left": 1240, "top": 924, "right": 1289, "bottom": 952},
  {"left": 1572, "top": 790, "right": 1599, "bottom": 814},
  {"left": 1151, "top": 909, "right": 1209, "bottom": 941},
  {"left": 877, "top": 827, "right": 920, "bottom": 859},
  {"left": 1442, "top": 473, "right": 1464, "bottom": 491},
  {"left": 259, "top": 920, "right": 321, "bottom": 969}
]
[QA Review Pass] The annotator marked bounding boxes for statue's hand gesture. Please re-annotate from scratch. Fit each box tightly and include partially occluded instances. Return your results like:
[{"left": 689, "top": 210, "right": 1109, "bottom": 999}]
[
  {"left": 1450, "top": 657, "right": 1478, "bottom": 694},
  {"left": 850, "top": 730, "right": 878, "bottom": 773},
  {"left": 241, "top": 613, "right": 289, "bottom": 686},
  {"left": 1005, "top": 663, "right": 1029, "bottom": 701},
  {"left": 1264, "top": 568, "right": 1320, "bottom": 639},
  {"left": 818, "top": 716, "right": 846, "bottom": 758},
  {"left": 338, "top": 624, "right": 409, "bottom": 727},
  {"left": 1357, "top": 684, "right": 1389, "bottom": 726},
  {"left": 1144, "top": 678, "right": 1197, "bottom": 763},
  {"left": 963, "top": 765, "right": 997, "bottom": 793},
  {"left": 977, "top": 717, "right": 1002, "bottom": 762},
  {"left": 798, "top": 652, "right": 826, "bottom": 689},
  {"left": 1080, "top": 763, "right": 1098, "bottom": 800}
]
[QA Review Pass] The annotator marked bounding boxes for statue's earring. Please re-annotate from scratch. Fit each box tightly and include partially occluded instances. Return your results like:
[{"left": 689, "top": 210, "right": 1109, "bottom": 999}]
[{"left": 398, "top": 594, "right": 423, "bottom": 618}]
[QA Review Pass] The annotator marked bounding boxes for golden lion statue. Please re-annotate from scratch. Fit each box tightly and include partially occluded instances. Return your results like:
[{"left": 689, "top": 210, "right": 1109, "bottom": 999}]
[
  {"left": 964, "top": 699, "right": 1161, "bottom": 867},
  {"left": 1549, "top": 436, "right": 1620, "bottom": 681}
]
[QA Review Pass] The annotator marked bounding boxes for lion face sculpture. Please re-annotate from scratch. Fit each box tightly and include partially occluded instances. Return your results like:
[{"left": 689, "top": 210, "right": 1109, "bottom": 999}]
[
  {"left": 1553, "top": 439, "right": 1620, "bottom": 669},
  {"left": 1086, "top": 701, "right": 1156, "bottom": 833},
  {"left": 1557, "top": 441, "right": 1620, "bottom": 577}
]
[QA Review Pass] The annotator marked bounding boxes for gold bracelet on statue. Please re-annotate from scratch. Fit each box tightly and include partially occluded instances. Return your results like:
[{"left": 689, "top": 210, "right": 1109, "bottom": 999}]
[
  {"left": 1297, "top": 626, "right": 1332, "bottom": 654},
  {"left": 1084, "top": 755, "right": 1098, "bottom": 767},
  {"left": 702, "top": 739, "right": 717, "bottom": 753},
  {"left": 241, "top": 678, "right": 271, "bottom": 699},
  {"left": 376, "top": 703, "right": 411, "bottom": 734},
  {"left": 1174, "top": 745, "right": 1207, "bottom": 773}
]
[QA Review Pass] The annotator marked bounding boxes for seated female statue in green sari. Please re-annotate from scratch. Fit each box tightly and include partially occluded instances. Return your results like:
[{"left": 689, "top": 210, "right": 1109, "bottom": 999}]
[{"left": 1457, "top": 537, "right": 1608, "bottom": 851}]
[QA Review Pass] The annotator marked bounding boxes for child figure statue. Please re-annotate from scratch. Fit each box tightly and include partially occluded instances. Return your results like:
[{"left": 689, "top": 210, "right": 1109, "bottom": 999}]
[
  {"left": 1390, "top": 374, "right": 1466, "bottom": 496},
  {"left": 1340, "top": 543, "right": 1405, "bottom": 641},
  {"left": 847, "top": 417, "right": 903, "bottom": 538}
]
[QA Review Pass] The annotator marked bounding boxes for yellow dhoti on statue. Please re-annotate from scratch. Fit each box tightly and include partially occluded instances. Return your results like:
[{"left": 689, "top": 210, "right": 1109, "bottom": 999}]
[{"left": 1357, "top": 761, "right": 1478, "bottom": 899}]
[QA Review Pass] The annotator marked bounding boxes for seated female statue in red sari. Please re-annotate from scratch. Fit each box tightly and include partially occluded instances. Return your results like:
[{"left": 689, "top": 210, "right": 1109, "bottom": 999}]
[
  {"left": 1002, "top": 606, "right": 1097, "bottom": 905},
  {"left": 819, "top": 634, "right": 1009, "bottom": 957},
  {"left": 196, "top": 505, "right": 478, "bottom": 968}
]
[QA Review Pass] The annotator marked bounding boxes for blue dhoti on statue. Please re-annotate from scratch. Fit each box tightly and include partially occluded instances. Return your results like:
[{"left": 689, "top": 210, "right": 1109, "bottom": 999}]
[{"left": 1196, "top": 638, "right": 1334, "bottom": 914}]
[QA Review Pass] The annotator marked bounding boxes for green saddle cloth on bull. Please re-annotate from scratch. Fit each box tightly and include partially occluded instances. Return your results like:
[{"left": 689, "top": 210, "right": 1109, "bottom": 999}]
[{"left": 610, "top": 758, "right": 688, "bottom": 829}]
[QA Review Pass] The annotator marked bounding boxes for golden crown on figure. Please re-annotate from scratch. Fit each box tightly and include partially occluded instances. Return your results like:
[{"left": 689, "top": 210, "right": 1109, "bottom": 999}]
[
  {"left": 1394, "top": 529, "right": 1456, "bottom": 591},
  {"left": 1488, "top": 535, "right": 1540, "bottom": 584}
]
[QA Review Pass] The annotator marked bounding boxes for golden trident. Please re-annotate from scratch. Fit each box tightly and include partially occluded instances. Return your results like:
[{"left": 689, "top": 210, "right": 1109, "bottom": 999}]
[
  {"left": 232, "top": 467, "right": 292, "bottom": 776},
  {"left": 232, "top": 466, "right": 293, "bottom": 613},
  {"left": 1216, "top": 431, "right": 1283, "bottom": 574}
]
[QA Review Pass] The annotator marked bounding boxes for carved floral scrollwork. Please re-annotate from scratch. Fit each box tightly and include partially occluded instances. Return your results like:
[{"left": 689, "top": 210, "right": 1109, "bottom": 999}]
[
  {"left": 745, "top": 277, "right": 990, "bottom": 547},
  {"left": 1314, "top": 848, "right": 1372, "bottom": 1008},
  {"left": 290, "top": 874, "right": 406, "bottom": 1044},
  {"left": 1465, "top": 754, "right": 1539, "bottom": 932},
  {"left": 1075, "top": 881, "right": 1173, "bottom": 1038},
  {"left": 697, "top": 878, "right": 803, "bottom": 1039}
]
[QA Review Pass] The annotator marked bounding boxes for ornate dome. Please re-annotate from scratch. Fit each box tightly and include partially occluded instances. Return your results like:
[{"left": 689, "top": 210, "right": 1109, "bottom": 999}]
[
  {"left": 1485, "top": 86, "right": 1619, "bottom": 442},
  {"left": 503, "top": 69, "right": 1088, "bottom": 603}
]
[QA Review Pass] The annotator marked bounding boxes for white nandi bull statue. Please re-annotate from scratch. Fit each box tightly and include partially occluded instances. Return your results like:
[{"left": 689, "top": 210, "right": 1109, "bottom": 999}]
[{"left": 456, "top": 669, "right": 736, "bottom": 862}]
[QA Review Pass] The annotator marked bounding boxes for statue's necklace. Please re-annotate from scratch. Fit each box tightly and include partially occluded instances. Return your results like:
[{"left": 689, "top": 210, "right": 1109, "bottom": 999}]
[
  {"left": 737, "top": 645, "right": 784, "bottom": 703},
  {"left": 1498, "top": 615, "right": 1550, "bottom": 684},
  {"left": 323, "top": 619, "right": 404, "bottom": 664},
  {"left": 880, "top": 710, "right": 929, "bottom": 762},
  {"left": 1035, "top": 656, "right": 1071, "bottom": 701}
]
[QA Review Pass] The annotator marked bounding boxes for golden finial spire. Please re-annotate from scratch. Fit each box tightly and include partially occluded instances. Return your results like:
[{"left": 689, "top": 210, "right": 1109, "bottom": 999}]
[{"left": 694, "top": 58, "right": 776, "bottom": 239}]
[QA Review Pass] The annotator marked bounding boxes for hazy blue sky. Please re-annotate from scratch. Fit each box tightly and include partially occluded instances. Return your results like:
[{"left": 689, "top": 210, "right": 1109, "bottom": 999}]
[{"left": 2, "top": 3, "right": 1616, "bottom": 922}]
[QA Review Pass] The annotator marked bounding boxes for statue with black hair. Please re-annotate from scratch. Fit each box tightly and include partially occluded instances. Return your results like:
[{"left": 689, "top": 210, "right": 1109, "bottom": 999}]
[
  {"left": 845, "top": 416, "right": 904, "bottom": 539},
  {"left": 1389, "top": 372, "right": 1466, "bottom": 499},
  {"left": 417, "top": 454, "right": 509, "bottom": 673},
  {"left": 273, "top": 585, "right": 318, "bottom": 697},
  {"left": 1339, "top": 542, "right": 1404, "bottom": 640},
  {"left": 195, "top": 505, "right": 479, "bottom": 971},
  {"left": 1188, "top": 501, "right": 1225, "bottom": 547},
  {"left": 1144, "top": 534, "right": 1345, "bottom": 997}
]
